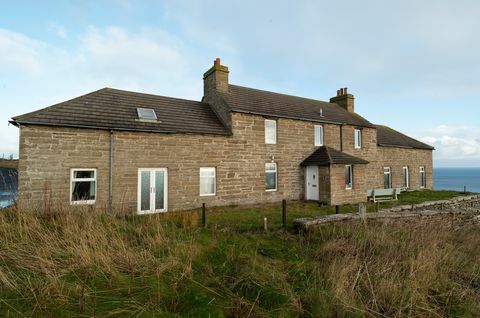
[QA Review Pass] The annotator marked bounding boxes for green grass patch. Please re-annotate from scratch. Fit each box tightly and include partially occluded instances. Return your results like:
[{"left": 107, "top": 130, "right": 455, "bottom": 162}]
[{"left": 0, "top": 190, "right": 478, "bottom": 317}]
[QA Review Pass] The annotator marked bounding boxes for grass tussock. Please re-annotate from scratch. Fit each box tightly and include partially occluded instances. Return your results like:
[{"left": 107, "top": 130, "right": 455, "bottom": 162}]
[{"left": 0, "top": 196, "right": 479, "bottom": 317}]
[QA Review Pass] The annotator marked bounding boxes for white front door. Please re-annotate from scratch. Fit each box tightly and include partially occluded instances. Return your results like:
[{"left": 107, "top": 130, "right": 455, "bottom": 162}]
[
  {"left": 306, "top": 165, "right": 319, "bottom": 200},
  {"left": 138, "top": 168, "right": 168, "bottom": 214}
]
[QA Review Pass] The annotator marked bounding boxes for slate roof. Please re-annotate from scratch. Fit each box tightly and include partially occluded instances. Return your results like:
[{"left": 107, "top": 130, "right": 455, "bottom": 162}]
[
  {"left": 225, "top": 85, "right": 374, "bottom": 127},
  {"left": 300, "top": 146, "right": 369, "bottom": 166},
  {"left": 376, "top": 125, "right": 434, "bottom": 150},
  {"left": 10, "top": 88, "right": 230, "bottom": 135}
]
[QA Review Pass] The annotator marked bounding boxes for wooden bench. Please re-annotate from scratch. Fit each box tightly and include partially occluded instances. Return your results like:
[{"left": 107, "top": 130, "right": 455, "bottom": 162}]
[{"left": 367, "top": 188, "right": 400, "bottom": 203}]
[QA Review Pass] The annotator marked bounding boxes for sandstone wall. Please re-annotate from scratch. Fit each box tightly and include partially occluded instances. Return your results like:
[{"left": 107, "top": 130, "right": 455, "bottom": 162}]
[{"left": 18, "top": 112, "right": 433, "bottom": 212}]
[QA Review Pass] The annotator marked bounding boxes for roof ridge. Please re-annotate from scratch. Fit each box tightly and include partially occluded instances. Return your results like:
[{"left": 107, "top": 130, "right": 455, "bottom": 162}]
[
  {"left": 103, "top": 87, "right": 205, "bottom": 104},
  {"left": 229, "top": 84, "right": 333, "bottom": 105}
]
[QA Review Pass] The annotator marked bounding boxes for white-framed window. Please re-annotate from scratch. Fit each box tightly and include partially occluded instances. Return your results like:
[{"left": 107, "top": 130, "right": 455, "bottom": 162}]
[
  {"left": 354, "top": 129, "right": 362, "bottom": 149},
  {"left": 402, "top": 166, "right": 409, "bottom": 188},
  {"left": 345, "top": 165, "right": 353, "bottom": 189},
  {"left": 200, "top": 167, "right": 216, "bottom": 196},
  {"left": 384, "top": 167, "right": 392, "bottom": 189},
  {"left": 265, "top": 119, "right": 277, "bottom": 144},
  {"left": 419, "top": 166, "right": 426, "bottom": 188},
  {"left": 314, "top": 125, "right": 324, "bottom": 146},
  {"left": 70, "top": 168, "right": 97, "bottom": 205},
  {"left": 265, "top": 162, "right": 277, "bottom": 191}
]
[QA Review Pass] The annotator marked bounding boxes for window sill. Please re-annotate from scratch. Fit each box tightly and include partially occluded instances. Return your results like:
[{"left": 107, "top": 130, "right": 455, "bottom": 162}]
[
  {"left": 265, "top": 189, "right": 277, "bottom": 192},
  {"left": 200, "top": 193, "right": 216, "bottom": 197}
]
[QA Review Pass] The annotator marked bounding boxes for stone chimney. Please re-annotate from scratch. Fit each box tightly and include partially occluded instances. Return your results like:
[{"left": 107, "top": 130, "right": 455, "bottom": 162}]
[
  {"left": 202, "top": 58, "right": 232, "bottom": 131},
  {"left": 330, "top": 87, "right": 355, "bottom": 113},
  {"left": 203, "top": 58, "right": 229, "bottom": 96}
]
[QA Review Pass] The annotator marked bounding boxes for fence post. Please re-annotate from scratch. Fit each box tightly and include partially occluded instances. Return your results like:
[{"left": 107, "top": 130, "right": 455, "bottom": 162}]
[
  {"left": 282, "top": 199, "right": 287, "bottom": 229},
  {"left": 335, "top": 205, "right": 340, "bottom": 214},
  {"left": 202, "top": 203, "right": 206, "bottom": 227}
]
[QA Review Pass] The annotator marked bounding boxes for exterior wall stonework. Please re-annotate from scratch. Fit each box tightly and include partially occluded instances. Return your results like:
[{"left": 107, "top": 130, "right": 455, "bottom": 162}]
[
  {"left": 18, "top": 112, "right": 434, "bottom": 212},
  {"left": 373, "top": 147, "right": 434, "bottom": 190}
]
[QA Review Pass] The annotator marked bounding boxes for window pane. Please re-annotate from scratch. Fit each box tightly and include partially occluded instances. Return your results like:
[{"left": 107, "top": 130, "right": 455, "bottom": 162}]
[
  {"left": 345, "top": 166, "right": 352, "bottom": 188},
  {"left": 137, "top": 108, "right": 157, "bottom": 120},
  {"left": 200, "top": 169, "right": 215, "bottom": 177},
  {"left": 141, "top": 171, "right": 150, "bottom": 211},
  {"left": 200, "top": 177, "right": 215, "bottom": 195},
  {"left": 72, "top": 181, "right": 95, "bottom": 201},
  {"left": 265, "top": 172, "right": 276, "bottom": 190},
  {"left": 74, "top": 170, "right": 94, "bottom": 179},
  {"left": 315, "top": 125, "right": 323, "bottom": 146},
  {"left": 155, "top": 171, "right": 164, "bottom": 209},
  {"left": 384, "top": 174, "right": 390, "bottom": 189},
  {"left": 265, "top": 163, "right": 276, "bottom": 171},
  {"left": 265, "top": 120, "right": 276, "bottom": 144}
]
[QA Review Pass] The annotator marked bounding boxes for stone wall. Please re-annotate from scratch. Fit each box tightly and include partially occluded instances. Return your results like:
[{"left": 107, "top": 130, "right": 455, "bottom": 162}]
[
  {"left": 18, "top": 112, "right": 433, "bottom": 212},
  {"left": 329, "top": 164, "right": 367, "bottom": 205},
  {"left": 372, "top": 147, "right": 434, "bottom": 190}
]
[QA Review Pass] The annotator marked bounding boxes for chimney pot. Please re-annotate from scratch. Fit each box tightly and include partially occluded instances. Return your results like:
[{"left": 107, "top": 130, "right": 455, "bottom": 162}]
[
  {"left": 214, "top": 58, "right": 221, "bottom": 66},
  {"left": 330, "top": 87, "right": 355, "bottom": 112}
]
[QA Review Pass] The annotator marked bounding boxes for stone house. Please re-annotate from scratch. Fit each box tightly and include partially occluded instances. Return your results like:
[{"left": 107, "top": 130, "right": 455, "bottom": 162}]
[{"left": 10, "top": 59, "right": 434, "bottom": 213}]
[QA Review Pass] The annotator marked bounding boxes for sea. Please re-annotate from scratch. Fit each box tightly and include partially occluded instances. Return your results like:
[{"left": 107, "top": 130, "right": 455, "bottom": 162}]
[
  {"left": 0, "top": 167, "right": 479, "bottom": 208},
  {"left": 434, "top": 167, "right": 480, "bottom": 193}
]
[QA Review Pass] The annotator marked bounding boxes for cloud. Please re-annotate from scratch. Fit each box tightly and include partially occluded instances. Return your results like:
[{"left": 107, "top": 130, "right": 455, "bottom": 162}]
[
  {"left": 418, "top": 125, "right": 480, "bottom": 165},
  {"left": 0, "top": 25, "right": 203, "bottom": 157},
  {"left": 48, "top": 22, "right": 67, "bottom": 38},
  {"left": 0, "top": 29, "right": 46, "bottom": 74}
]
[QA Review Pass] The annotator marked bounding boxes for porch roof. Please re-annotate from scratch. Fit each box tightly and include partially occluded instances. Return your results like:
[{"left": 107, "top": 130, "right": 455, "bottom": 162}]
[{"left": 300, "top": 146, "right": 369, "bottom": 166}]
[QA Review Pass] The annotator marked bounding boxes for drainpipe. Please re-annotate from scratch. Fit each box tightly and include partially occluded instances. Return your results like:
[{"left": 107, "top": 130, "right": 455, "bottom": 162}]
[
  {"left": 340, "top": 124, "right": 344, "bottom": 151},
  {"left": 109, "top": 130, "right": 113, "bottom": 212}
]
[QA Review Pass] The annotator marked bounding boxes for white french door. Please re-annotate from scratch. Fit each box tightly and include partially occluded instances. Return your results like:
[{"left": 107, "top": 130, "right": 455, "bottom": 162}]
[{"left": 138, "top": 168, "right": 168, "bottom": 214}]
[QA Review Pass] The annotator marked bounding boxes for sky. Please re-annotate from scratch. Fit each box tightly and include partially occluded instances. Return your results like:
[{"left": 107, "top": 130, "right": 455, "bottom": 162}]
[{"left": 0, "top": 0, "right": 479, "bottom": 167}]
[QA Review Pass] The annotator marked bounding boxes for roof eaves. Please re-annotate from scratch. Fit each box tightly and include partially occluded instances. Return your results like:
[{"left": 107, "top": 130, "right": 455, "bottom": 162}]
[
  {"left": 11, "top": 120, "right": 232, "bottom": 136},
  {"left": 378, "top": 143, "right": 434, "bottom": 150}
]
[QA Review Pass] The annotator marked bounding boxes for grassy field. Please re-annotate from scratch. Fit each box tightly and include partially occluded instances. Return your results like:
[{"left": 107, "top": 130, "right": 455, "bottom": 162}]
[{"left": 0, "top": 190, "right": 479, "bottom": 317}]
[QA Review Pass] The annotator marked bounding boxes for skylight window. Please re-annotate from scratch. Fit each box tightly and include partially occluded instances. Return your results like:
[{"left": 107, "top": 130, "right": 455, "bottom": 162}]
[{"left": 137, "top": 108, "right": 157, "bottom": 121}]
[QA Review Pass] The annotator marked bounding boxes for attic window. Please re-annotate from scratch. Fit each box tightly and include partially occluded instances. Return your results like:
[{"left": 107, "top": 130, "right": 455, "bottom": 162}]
[{"left": 137, "top": 108, "right": 157, "bottom": 121}]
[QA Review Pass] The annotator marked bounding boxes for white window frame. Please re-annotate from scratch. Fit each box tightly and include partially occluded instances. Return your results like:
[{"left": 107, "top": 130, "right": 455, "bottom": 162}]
[
  {"left": 402, "top": 166, "right": 409, "bottom": 189},
  {"left": 419, "top": 166, "right": 426, "bottom": 188},
  {"left": 345, "top": 165, "right": 353, "bottom": 190},
  {"left": 265, "top": 162, "right": 278, "bottom": 192},
  {"left": 265, "top": 119, "right": 277, "bottom": 144},
  {"left": 384, "top": 167, "right": 392, "bottom": 189},
  {"left": 354, "top": 129, "right": 362, "bottom": 149},
  {"left": 199, "top": 167, "right": 216, "bottom": 196},
  {"left": 314, "top": 125, "right": 324, "bottom": 146},
  {"left": 70, "top": 168, "right": 97, "bottom": 205}
]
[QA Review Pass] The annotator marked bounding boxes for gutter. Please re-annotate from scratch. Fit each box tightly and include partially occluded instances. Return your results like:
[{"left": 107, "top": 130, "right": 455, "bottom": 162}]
[
  {"left": 109, "top": 130, "right": 113, "bottom": 212},
  {"left": 9, "top": 120, "right": 232, "bottom": 136},
  {"left": 340, "top": 124, "right": 344, "bottom": 151},
  {"left": 377, "top": 143, "right": 435, "bottom": 150}
]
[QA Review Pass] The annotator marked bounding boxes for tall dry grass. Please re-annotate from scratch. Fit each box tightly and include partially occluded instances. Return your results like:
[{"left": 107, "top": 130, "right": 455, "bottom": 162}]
[
  {"left": 0, "top": 203, "right": 478, "bottom": 317},
  {"left": 309, "top": 216, "right": 480, "bottom": 317},
  {"left": 0, "top": 205, "right": 202, "bottom": 316}
]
